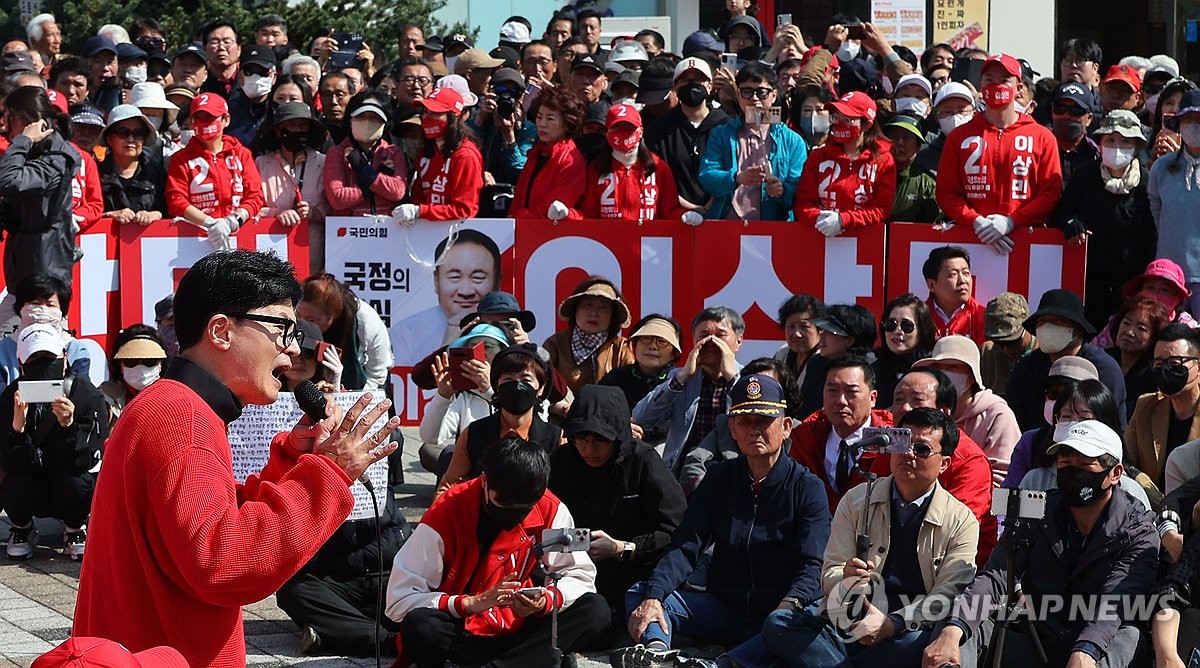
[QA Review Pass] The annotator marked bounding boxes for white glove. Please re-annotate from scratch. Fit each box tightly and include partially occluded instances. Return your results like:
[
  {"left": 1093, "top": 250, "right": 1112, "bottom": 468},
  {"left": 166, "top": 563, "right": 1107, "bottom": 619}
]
[
  {"left": 973, "top": 214, "right": 1014, "bottom": 244},
  {"left": 681, "top": 211, "right": 704, "bottom": 227},
  {"left": 988, "top": 235, "right": 1016, "bottom": 255},
  {"left": 547, "top": 200, "right": 570, "bottom": 221},
  {"left": 814, "top": 210, "right": 843, "bottom": 237},
  {"left": 321, "top": 344, "right": 344, "bottom": 390},
  {"left": 204, "top": 216, "right": 235, "bottom": 251},
  {"left": 391, "top": 203, "right": 420, "bottom": 226},
  {"left": 70, "top": 213, "right": 83, "bottom": 234}
]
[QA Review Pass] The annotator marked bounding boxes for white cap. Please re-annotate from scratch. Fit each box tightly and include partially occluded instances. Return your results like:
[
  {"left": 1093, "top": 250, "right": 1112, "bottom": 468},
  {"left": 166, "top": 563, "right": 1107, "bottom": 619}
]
[
  {"left": 934, "top": 81, "right": 974, "bottom": 108},
  {"left": 433, "top": 74, "right": 479, "bottom": 107},
  {"left": 16, "top": 324, "right": 64, "bottom": 363},
  {"left": 673, "top": 56, "right": 713, "bottom": 82},
  {"left": 611, "top": 40, "right": 649, "bottom": 65},
  {"left": 894, "top": 73, "right": 932, "bottom": 98},
  {"left": 498, "top": 21, "right": 531, "bottom": 45},
  {"left": 130, "top": 82, "right": 179, "bottom": 111},
  {"left": 1048, "top": 419, "right": 1123, "bottom": 462},
  {"left": 1148, "top": 54, "right": 1180, "bottom": 78}
]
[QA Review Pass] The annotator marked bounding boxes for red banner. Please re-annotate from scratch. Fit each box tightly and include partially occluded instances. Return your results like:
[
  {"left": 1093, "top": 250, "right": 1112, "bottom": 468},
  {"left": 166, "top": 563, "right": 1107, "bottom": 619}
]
[{"left": 72, "top": 217, "right": 122, "bottom": 352}]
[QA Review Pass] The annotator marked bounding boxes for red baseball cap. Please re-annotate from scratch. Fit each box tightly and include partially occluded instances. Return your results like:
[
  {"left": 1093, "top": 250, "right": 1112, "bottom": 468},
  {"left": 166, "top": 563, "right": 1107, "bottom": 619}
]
[
  {"left": 33, "top": 637, "right": 189, "bottom": 668},
  {"left": 1104, "top": 64, "right": 1143, "bottom": 92},
  {"left": 606, "top": 103, "right": 642, "bottom": 129},
  {"left": 190, "top": 92, "right": 228, "bottom": 118},
  {"left": 982, "top": 53, "right": 1022, "bottom": 79},
  {"left": 45, "top": 89, "right": 68, "bottom": 114},
  {"left": 417, "top": 86, "right": 465, "bottom": 114},
  {"left": 827, "top": 91, "right": 876, "bottom": 123}
]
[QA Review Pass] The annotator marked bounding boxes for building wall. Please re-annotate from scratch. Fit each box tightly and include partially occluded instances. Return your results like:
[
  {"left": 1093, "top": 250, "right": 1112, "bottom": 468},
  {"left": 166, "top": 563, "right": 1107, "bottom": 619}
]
[{"left": 989, "top": 0, "right": 1057, "bottom": 79}]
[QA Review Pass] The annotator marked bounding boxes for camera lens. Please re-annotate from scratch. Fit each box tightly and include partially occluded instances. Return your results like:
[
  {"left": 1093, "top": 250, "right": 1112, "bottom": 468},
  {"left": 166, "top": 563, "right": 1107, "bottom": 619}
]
[{"left": 496, "top": 97, "right": 516, "bottom": 118}]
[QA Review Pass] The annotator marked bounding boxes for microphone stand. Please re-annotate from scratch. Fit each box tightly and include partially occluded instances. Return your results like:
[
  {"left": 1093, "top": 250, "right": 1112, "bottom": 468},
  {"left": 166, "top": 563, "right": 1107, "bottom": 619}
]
[
  {"left": 844, "top": 453, "right": 880, "bottom": 627},
  {"left": 983, "top": 496, "right": 1047, "bottom": 668},
  {"left": 531, "top": 543, "right": 565, "bottom": 664}
]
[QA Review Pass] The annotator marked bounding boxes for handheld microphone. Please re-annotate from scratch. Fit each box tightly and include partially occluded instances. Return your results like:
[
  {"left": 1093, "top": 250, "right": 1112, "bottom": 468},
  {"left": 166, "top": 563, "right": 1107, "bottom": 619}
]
[{"left": 294, "top": 380, "right": 375, "bottom": 494}]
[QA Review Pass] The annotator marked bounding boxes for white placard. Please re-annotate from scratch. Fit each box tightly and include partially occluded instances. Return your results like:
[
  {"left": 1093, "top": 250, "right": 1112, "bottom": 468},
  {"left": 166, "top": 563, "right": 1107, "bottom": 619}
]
[{"left": 229, "top": 391, "right": 389, "bottom": 521}]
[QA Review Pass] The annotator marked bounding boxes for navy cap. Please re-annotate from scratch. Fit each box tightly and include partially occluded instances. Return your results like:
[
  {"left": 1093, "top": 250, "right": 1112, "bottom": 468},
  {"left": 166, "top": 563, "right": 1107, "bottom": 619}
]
[
  {"left": 1166, "top": 89, "right": 1200, "bottom": 131},
  {"left": 1053, "top": 81, "right": 1096, "bottom": 109},
  {"left": 83, "top": 36, "right": 118, "bottom": 58},
  {"left": 457, "top": 291, "right": 536, "bottom": 332},
  {"left": 729, "top": 375, "right": 787, "bottom": 418},
  {"left": 173, "top": 42, "right": 208, "bottom": 64},
  {"left": 116, "top": 42, "right": 148, "bottom": 61},
  {"left": 682, "top": 30, "right": 722, "bottom": 57}
]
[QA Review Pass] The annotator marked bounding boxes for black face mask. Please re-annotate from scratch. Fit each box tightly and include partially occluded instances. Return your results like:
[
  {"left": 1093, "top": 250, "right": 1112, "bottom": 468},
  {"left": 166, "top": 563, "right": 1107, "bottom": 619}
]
[
  {"left": 1057, "top": 464, "right": 1113, "bottom": 507},
  {"left": 22, "top": 357, "right": 65, "bottom": 381},
  {"left": 482, "top": 492, "right": 533, "bottom": 530},
  {"left": 1152, "top": 362, "right": 1191, "bottom": 396},
  {"left": 278, "top": 129, "right": 310, "bottom": 154},
  {"left": 677, "top": 83, "right": 709, "bottom": 108},
  {"left": 494, "top": 379, "right": 539, "bottom": 415},
  {"left": 1051, "top": 117, "right": 1086, "bottom": 143}
]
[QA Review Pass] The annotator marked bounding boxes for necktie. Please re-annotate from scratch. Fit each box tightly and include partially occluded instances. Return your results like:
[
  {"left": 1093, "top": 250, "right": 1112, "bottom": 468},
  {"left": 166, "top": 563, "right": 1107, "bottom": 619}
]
[{"left": 836, "top": 439, "right": 852, "bottom": 491}]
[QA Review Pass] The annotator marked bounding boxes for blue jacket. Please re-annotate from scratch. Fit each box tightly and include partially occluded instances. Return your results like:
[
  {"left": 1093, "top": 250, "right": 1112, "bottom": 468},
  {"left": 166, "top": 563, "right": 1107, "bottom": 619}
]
[
  {"left": 698, "top": 117, "right": 808, "bottom": 220},
  {"left": 632, "top": 366, "right": 740, "bottom": 477},
  {"left": 644, "top": 453, "right": 831, "bottom": 619},
  {"left": 1149, "top": 149, "right": 1200, "bottom": 282}
]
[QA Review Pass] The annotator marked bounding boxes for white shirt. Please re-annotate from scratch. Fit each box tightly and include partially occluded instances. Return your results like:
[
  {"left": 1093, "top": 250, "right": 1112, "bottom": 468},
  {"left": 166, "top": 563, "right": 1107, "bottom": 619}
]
[{"left": 824, "top": 421, "right": 868, "bottom": 490}]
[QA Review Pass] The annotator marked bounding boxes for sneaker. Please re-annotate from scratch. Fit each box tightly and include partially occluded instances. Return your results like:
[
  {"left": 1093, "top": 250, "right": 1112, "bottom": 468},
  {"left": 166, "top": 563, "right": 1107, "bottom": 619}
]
[
  {"left": 63, "top": 529, "right": 86, "bottom": 561},
  {"left": 6, "top": 525, "right": 37, "bottom": 560},
  {"left": 610, "top": 644, "right": 678, "bottom": 668},
  {"left": 675, "top": 656, "right": 722, "bottom": 668},
  {"left": 299, "top": 625, "right": 321, "bottom": 655}
]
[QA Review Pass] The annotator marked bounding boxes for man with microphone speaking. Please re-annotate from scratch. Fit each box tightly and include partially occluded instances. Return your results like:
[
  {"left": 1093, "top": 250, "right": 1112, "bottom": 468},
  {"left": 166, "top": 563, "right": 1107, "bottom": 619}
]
[{"left": 73, "top": 250, "right": 401, "bottom": 668}]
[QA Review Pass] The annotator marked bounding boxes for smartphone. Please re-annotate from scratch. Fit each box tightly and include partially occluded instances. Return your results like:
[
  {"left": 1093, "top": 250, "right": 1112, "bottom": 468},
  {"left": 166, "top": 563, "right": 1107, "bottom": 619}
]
[
  {"left": 991, "top": 488, "right": 1048, "bottom": 519},
  {"left": 329, "top": 31, "right": 365, "bottom": 71},
  {"left": 522, "top": 82, "right": 541, "bottom": 115},
  {"left": 330, "top": 31, "right": 364, "bottom": 53},
  {"left": 777, "top": 13, "right": 792, "bottom": 26},
  {"left": 951, "top": 58, "right": 985, "bottom": 89},
  {"left": 517, "top": 587, "right": 543, "bottom": 597},
  {"left": 315, "top": 341, "right": 343, "bottom": 362},
  {"left": 19, "top": 379, "right": 65, "bottom": 404},
  {"left": 860, "top": 426, "right": 914, "bottom": 454},
  {"left": 847, "top": 24, "right": 867, "bottom": 40},
  {"left": 720, "top": 52, "right": 738, "bottom": 74},
  {"left": 448, "top": 342, "right": 485, "bottom": 392},
  {"left": 766, "top": 106, "right": 783, "bottom": 125}
]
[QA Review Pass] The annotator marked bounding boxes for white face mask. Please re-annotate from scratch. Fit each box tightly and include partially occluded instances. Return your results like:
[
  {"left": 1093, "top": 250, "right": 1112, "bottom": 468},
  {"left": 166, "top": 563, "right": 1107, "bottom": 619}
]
[
  {"left": 612, "top": 148, "right": 638, "bottom": 166},
  {"left": 124, "top": 66, "right": 148, "bottom": 85},
  {"left": 1036, "top": 322, "right": 1078, "bottom": 355},
  {"left": 122, "top": 363, "right": 161, "bottom": 391},
  {"left": 20, "top": 304, "right": 62, "bottom": 329},
  {"left": 837, "top": 41, "right": 860, "bottom": 63},
  {"left": 242, "top": 73, "right": 273, "bottom": 99},
  {"left": 894, "top": 97, "right": 930, "bottom": 118},
  {"left": 180, "top": 129, "right": 194, "bottom": 144},
  {"left": 445, "top": 55, "right": 459, "bottom": 73},
  {"left": 881, "top": 76, "right": 895, "bottom": 96},
  {"left": 1014, "top": 101, "right": 1027, "bottom": 114},
  {"left": 942, "top": 369, "right": 972, "bottom": 399},
  {"left": 1102, "top": 146, "right": 1136, "bottom": 170},
  {"left": 1044, "top": 398, "right": 1057, "bottom": 426},
  {"left": 938, "top": 112, "right": 973, "bottom": 136},
  {"left": 145, "top": 114, "right": 163, "bottom": 130}
]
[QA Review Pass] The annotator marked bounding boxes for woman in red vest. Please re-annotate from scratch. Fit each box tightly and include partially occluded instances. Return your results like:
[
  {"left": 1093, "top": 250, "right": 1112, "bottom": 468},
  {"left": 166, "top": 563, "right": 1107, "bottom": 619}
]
[{"left": 391, "top": 86, "right": 483, "bottom": 225}]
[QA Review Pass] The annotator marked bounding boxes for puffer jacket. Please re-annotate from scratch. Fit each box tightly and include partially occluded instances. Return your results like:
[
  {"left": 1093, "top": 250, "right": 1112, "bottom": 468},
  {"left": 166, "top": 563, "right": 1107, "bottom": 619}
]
[{"left": 0, "top": 132, "right": 79, "bottom": 285}]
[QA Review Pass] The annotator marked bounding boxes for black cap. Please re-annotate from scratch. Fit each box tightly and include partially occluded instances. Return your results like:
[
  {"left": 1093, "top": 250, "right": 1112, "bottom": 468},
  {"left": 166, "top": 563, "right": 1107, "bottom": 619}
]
[
  {"left": 420, "top": 36, "right": 444, "bottom": 53},
  {"left": 117, "top": 42, "right": 148, "bottom": 61},
  {"left": 1, "top": 51, "right": 35, "bottom": 73},
  {"left": 154, "top": 295, "right": 174, "bottom": 322},
  {"left": 585, "top": 100, "right": 611, "bottom": 125},
  {"left": 445, "top": 34, "right": 474, "bottom": 52},
  {"left": 173, "top": 42, "right": 208, "bottom": 64},
  {"left": 297, "top": 319, "right": 323, "bottom": 352},
  {"left": 146, "top": 49, "right": 171, "bottom": 66},
  {"left": 491, "top": 67, "right": 525, "bottom": 90},
  {"left": 1022, "top": 289, "right": 1095, "bottom": 335},
  {"left": 571, "top": 53, "right": 603, "bottom": 74},
  {"left": 489, "top": 45, "right": 520, "bottom": 70},
  {"left": 613, "top": 69, "right": 641, "bottom": 89},
  {"left": 241, "top": 44, "right": 277, "bottom": 69}
]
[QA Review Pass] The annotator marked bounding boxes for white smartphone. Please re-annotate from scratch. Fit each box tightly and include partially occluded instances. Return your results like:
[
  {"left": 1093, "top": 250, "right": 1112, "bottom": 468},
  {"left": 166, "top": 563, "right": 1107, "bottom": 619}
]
[
  {"left": 777, "top": 14, "right": 792, "bottom": 26},
  {"left": 19, "top": 380, "right": 65, "bottom": 404},
  {"left": 720, "top": 52, "right": 738, "bottom": 74}
]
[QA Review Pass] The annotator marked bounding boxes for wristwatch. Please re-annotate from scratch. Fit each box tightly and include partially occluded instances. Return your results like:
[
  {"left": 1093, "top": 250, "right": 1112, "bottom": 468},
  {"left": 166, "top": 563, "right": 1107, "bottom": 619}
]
[{"left": 620, "top": 541, "right": 635, "bottom": 561}]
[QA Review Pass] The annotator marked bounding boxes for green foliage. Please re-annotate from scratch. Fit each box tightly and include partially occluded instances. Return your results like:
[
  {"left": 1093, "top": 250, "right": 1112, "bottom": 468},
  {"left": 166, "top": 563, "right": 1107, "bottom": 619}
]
[{"left": 13, "top": 0, "right": 477, "bottom": 64}]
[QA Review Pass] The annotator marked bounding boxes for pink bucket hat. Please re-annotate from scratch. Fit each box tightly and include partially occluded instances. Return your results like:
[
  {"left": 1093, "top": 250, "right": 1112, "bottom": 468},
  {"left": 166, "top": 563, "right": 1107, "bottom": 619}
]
[{"left": 1122, "top": 258, "right": 1190, "bottom": 299}]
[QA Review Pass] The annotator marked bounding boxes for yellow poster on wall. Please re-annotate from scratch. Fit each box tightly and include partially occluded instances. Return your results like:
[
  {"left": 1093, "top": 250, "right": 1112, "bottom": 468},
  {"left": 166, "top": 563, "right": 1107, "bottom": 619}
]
[{"left": 932, "top": 0, "right": 989, "bottom": 51}]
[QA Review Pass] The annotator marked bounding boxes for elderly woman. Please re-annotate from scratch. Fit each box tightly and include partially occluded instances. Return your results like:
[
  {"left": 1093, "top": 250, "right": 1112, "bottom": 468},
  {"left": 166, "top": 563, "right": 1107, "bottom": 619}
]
[
  {"left": 99, "top": 104, "right": 166, "bottom": 226},
  {"left": 510, "top": 85, "right": 587, "bottom": 219},
  {"left": 99, "top": 324, "right": 167, "bottom": 427},
  {"left": 543, "top": 275, "right": 635, "bottom": 393},
  {"left": 254, "top": 102, "right": 329, "bottom": 270},
  {"left": 1105, "top": 297, "right": 1171, "bottom": 420}
]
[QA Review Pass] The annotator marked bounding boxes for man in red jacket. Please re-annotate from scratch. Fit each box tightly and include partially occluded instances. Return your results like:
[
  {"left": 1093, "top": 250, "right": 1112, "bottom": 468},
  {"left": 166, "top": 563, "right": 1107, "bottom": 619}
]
[
  {"left": 789, "top": 354, "right": 893, "bottom": 512},
  {"left": 924, "top": 245, "right": 987, "bottom": 345},
  {"left": 73, "top": 250, "right": 401, "bottom": 668},
  {"left": 936, "top": 53, "right": 1061, "bottom": 255}
]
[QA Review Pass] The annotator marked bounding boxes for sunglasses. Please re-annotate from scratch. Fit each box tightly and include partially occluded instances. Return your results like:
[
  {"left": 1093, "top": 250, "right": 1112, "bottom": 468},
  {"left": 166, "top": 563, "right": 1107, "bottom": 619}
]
[
  {"left": 738, "top": 87, "right": 774, "bottom": 100},
  {"left": 111, "top": 126, "right": 149, "bottom": 140},
  {"left": 1052, "top": 104, "right": 1089, "bottom": 118},
  {"left": 910, "top": 442, "right": 938, "bottom": 459},
  {"left": 120, "top": 359, "right": 161, "bottom": 368},
  {"left": 882, "top": 318, "right": 916, "bottom": 334}
]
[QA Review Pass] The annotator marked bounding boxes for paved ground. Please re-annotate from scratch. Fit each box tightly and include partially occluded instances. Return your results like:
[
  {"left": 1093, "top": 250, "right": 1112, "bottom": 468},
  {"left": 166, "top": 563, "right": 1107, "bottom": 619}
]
[{"left": 0, "top": 429, "right": 621, "bottom": 667}]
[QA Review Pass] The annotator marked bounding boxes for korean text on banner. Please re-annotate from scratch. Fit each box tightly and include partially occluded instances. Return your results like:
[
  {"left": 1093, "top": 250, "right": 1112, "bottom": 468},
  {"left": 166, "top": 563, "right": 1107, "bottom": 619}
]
[
  {"left": 873, "top": 0, "right": 928, "bottom": 54},
  {"left": 932, "top": 0, "right": 989, "bottom": 51}
]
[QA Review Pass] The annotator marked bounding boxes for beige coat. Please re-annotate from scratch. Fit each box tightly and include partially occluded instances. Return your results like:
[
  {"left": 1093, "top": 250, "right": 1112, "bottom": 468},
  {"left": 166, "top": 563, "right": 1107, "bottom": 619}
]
[
  {"left": 821, "top": 476, "right": 978, "bottom": 631},
  {"left": 1124, "top": 391, "right": 1200, "bottom": 487}
]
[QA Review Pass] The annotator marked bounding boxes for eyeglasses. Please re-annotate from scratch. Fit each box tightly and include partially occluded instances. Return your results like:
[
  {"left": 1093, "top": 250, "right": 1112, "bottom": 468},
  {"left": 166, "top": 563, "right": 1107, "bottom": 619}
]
[
  {"left": 1052, "top": 104, "right": 1089, "bottom": 118},
  {"left": 910, "top": 442, "right": 938, "bottom": 459},
  {"left": 206, "top": 38, "right": 237, "bottom": 48},
  {"left": 233, "top": 312, "right": 304, "bottom": 348},
  {"left": 882, "top": 318, "right": 916, "bottom": 334},
  {"left": 738, "top": 87, "right": 774, "bottom": 100},
  {"left": 120, "top": 359, "right": 161, "bottom": 368},
  {"left": 110, "top": 126, "right": 149, "bottom": 140},
  {"left": 400, "top": 75, "right": 432, "bottom": 86},
  {"left": 1060, "top": 58, "right": 1091, "bottom": 69}
]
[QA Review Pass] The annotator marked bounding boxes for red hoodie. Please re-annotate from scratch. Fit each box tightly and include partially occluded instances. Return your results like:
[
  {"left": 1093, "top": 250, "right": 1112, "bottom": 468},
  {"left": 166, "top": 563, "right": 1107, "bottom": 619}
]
[
  {"left": 511, "top": 139, "right": 586, "bottom": 218},
  {"left": 578, "top": 153, "right": 684, "bottom": 221},
  {"left": 412, "top": 141, "right": 483, "bottom": 221},
  {"left": 71, "top": 142, "right": 104, "bottom": 231},
  {"left": 936, "top": 113, "right": 1062, "bottom": 228},
  {"left": 795, "top": 139, "right": 897, "bottom": 228},
  {"left": 165, "top": 134, "right": 264, "bottom": 218}
]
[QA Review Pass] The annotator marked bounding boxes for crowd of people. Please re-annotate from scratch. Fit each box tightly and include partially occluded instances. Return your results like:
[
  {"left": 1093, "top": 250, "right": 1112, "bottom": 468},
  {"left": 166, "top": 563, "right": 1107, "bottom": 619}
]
[{"left": 6, "top": 2, "right": 1200, "bottom": 668}]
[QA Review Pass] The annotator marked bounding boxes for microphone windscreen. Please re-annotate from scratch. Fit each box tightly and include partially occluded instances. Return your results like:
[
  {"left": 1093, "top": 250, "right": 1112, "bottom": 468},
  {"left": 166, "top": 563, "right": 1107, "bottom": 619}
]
[{"left": 294, "top": 380, "right": 327, "bottom": 423}]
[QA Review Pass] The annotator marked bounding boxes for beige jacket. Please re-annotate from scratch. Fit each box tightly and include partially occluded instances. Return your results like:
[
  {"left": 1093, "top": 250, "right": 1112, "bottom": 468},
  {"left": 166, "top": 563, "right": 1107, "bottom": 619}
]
[
  {"left": 1124, "top": 391, "right": 1200, "bottom": 489},
  {"left": 821, "top": 476, "right": 978, "bottom": 631}
]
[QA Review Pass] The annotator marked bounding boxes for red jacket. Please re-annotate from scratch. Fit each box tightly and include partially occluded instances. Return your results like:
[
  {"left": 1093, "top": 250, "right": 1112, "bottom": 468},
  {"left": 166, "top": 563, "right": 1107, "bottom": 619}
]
[
  {"left": 936, "top": 113, "right": 1062, "bottom": 228},
  {"left": 165, "top": 134, "right": 264, "bottom": 219},
  {"left": 928, "top": 296, "right": 988, "bottom": 346},
  {"left": 74, "top": 377, "right": 354, "bottom": 668},
  {"left": 921, "top": 431, "right": 998, "bottom": 566},
  {"left": 578, "top": 154, "right": 684, "bottom": 221},
  {"left": 788, "top": 409, "right": 895, "bottom": 512},
  {"left": 412, "top": 141, "right": 483, "bottom": 221},
  {"left": 511, "top": 139, "right": 586, "bottom": 218},
  {"left": 794, "top": 139, "right": 896, "bottom": 228},
  {"left": 322, "top": 139, "right": 408, "bottom": 216},
  {"left": 71, "top": 142, "right": 103, "bottom": 231}
]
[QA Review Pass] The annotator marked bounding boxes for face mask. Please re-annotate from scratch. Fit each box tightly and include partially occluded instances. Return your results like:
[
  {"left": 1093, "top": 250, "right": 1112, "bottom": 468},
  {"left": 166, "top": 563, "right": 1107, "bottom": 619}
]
[
  {"left": 1141, "top": 289, "right": 1182, "bottom": 312},
  {"left": 1052, "top": 117, "right": 1086, "bottom": 142},
  {"left": 242, "top": 73, "right": 273, "bottom": 99},
  {"left": 829, "top": 121, "right": 862, "bottom": 143},
  {"left": 1146, "top": 93, "right": 1161, "bottom": 117},
  {"left": 122, "top": 363, "right": 160, "bottom": 391},
  {"left": 1044, "top": 399, "right": 1057, "bottom": 426},
  {"left": 124, "top": 66, "right": 148, "bottom": 85},
  {"left": 1152, "top": 361, "right": 1192, "bottom": 396},
  {"left": 145, "top": 115, "right": 163, "bottom": 131},
  {"left": 981, "top": 83, "right": 1016, "bottom": 109},
  {"left": 352, "top": 117, "right": 386, "bottom": 144},
  {"left": 942, "top": 369, "right": 971, "bottom": 399},
  {"left": 494, "top": 379, "right": 539, "bottom": 415},
  {"left": 20, "top": 304, "right": 62, "bottom": 329},
  {"left": 1102, "top": 146, "right": 1136, "bottom": 170},
  {"left": 421, "top": 116, "right": 448, "bottom": 140},
  {"left": 160, "top": 325, "right": 179, "bottom": 358},
  {"left": 894, "top": 97, "right": 929, "bottom": 118},
  {"left": 1057, "top": 464, "right": 1112, "bottom": 507},
  {"left": 194, "top": 121, "right": 222, "bottom": 142},
  {"left": 482, "top": 494, "right": 532, "bottom": 530},
  {"left": 836, "top": 41, "right": 860, "bottom": 63},
  {"left": 1035, "top": 322, "right": 1077, "bottom": 355},
  {"left": 22, "top": 356, "right": 65, "bottom": 381},
  {"left": 607, "top": 126, "right": 642, "bottom": 153},
  {"left": 1181, "top": 124, "right": 1200, "bottom": 149},
  {"left": 1014, "top": 100, "right": 1027, "bottom": 114},
  {"left": 938, "top": 112, "right": 973, "bottom": 136},
  {"left": 678, "top": 82, "right": 709, "bottom": 108},
  {"left": 278, "top": 129, "right": 309, "bottom": 154},
  {"left": 800, "top": 114, "right": 830, "bottom": 139}
]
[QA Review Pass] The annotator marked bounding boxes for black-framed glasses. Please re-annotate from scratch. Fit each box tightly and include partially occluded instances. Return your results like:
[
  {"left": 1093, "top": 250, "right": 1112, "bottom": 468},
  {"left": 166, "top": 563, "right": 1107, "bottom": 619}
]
[
  {"left": 910, "top": 442, "right": 938, "bottom": 459},
  {"left": 738, "top": 87, "right": 774, "bottom": 100},
  {"left": 1052, "top": 104, "right": 1089, "bottom": 118},
  {"left": 882, "top": 318, "right": 916, "bottom": 334},
  {"left": 233, "top": 312, "right": 304, "bottom": 348}
]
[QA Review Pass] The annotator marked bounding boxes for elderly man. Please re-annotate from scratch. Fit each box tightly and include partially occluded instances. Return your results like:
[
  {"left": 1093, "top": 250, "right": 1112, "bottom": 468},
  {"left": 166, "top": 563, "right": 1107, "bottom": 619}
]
[
  {"left": 200, "top": 20, "right": 241, "bottom": 98},
  {"left": 26, "top": 14, "right": 61, "bottom": 68},
  {"left": 764, "top": 408, "right": 979, "bottom": 667},
  {"left": 619, "top": 374, "right": 831, "bottom": 668},
  {"left": 923, "top": 420, "right": 1157, "bottom": 668}
]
